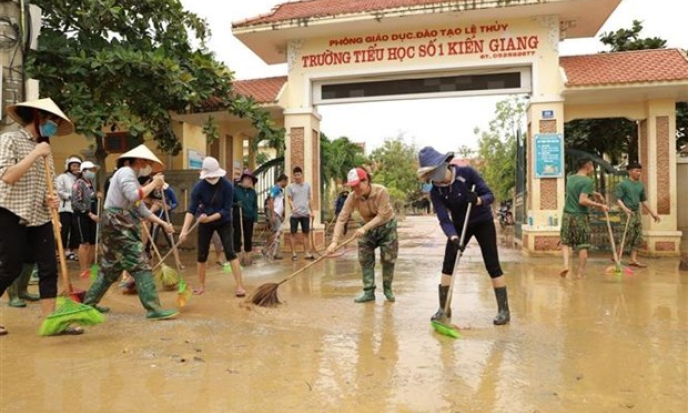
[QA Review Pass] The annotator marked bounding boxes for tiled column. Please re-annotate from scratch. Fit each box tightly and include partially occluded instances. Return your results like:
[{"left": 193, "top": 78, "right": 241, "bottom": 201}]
[
  {"left": 637, "top": 99, "right": 681, "bottom": 256},
  {"left": 523, "top": 101, "right": 566, "bottom": 254}
]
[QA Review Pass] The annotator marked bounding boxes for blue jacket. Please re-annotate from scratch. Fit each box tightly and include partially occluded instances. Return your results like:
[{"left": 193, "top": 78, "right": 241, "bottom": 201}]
[
  {"left": 430, "top": 165, "right": 494, "bottom": 239},
  {"left": 188, "top": 178, "right": 234, "bottom": 224}
]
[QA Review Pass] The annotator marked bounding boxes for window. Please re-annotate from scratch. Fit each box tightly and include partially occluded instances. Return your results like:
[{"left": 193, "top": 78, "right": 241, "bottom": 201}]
[{"left": 104, "top": 131, "right": 143, "bottom": 153}]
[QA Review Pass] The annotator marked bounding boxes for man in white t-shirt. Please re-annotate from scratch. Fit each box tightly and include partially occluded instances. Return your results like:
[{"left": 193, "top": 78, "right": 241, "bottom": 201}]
[{"left": 286, "top": 166, "right": 316, "bottom": 260}]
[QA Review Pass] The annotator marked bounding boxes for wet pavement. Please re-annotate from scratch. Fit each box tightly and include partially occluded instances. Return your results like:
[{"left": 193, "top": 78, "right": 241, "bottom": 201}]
[{"left": 1, "top": 216, "right": 686, "bottom": 413}]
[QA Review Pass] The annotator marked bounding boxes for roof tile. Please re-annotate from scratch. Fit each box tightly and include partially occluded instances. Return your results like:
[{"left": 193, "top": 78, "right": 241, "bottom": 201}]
[
  {"left": 233, "top": 76, "right": 288, "bottom": 103},
  {"left": 560, "top": 49, "right": 688, "bottom": 87}
]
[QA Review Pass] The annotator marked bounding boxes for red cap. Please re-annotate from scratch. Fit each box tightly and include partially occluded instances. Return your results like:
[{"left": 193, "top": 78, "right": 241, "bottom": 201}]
[{"left": 346, "top": 168, "right": 367, "bottom": 187}]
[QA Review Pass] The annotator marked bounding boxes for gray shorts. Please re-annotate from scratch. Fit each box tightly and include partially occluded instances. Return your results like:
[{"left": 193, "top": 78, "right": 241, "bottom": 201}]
[{"left": 271, "top": 215, "right": 283, "bottom": 233}]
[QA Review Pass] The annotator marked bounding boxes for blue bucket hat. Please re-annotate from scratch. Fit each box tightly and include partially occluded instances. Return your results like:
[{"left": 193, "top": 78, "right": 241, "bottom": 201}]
[{"left": 416, "top": 146, "right": 454, "bottom": 181}]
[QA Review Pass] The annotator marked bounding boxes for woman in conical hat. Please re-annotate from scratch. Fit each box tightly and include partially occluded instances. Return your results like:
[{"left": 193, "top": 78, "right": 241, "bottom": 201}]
[
  {"left": 82, "top": 144, "right": 179, "bottom": 320},
  {"left": 0, "top": 98, "right": 81, "bottom": 336}
]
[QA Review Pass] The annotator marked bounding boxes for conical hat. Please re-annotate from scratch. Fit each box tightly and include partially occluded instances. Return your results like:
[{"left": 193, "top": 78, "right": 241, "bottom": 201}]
[
  {"left": 6, "top": 98, "right": 74, "bottom": 136},
  {"left": 118, "top": 144, "right": 164, "bottom": 171}
]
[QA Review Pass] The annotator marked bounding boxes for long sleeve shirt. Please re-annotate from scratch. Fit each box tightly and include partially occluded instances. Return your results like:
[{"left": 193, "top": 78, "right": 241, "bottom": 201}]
[
  {"left": 332, "top": 184, "right": 395, "bottom": 244},
  {"left": 55, "top": 172, "right": 77, "bottom": 213},
  {"left": 188, "top": 178, "right": 234, "bottom": 224},
  {"left": 233, "top": 185, "right": 258, "bottom": 222},
  {"left": 430, "top": 165, "right": 494, "bottom": 239},
  {"left": 103, "top": 166, "right": 152, "bottom": 218}
]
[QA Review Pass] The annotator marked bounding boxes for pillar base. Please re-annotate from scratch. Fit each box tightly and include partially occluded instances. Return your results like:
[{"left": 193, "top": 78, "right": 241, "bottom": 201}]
[
  {"left": 638, "top": 231, "right": 682, "bottom": 257},
  {"left": 521, "top": 227, "right": 561, "bottom": 255}
]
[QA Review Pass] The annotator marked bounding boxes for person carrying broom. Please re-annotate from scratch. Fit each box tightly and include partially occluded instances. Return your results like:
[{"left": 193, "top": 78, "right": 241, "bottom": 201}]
[
  {"left": 233, "top": 169, "right": 258, "bottom": 266},
  {"left": 416, "top": 146, "right": 510, "bottom": 325},
  {"left": 179, "top": 156, "right": 246, "bottom": 297},
  {"left": 325, "top": 167, "right": 398, "bottom": 303},
  {"left": 82, "top": 144, "right": 179, "bottom": 320},
  {"left": 0, "top": 98, "right": 84, "bottom": 336}
]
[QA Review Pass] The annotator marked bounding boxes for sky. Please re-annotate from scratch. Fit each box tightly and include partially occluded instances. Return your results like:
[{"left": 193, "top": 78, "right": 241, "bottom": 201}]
[{"left": 181, "top": 0, "right": 686, "bottom": 155}]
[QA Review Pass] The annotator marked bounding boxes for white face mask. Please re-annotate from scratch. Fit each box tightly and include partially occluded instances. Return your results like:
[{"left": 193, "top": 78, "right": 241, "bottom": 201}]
[
  {"left": 138, "top": 165, "right": 152, "bottom": 177},
  {"left": 205, "top": 177, "right": 220, "bottom": 185}
]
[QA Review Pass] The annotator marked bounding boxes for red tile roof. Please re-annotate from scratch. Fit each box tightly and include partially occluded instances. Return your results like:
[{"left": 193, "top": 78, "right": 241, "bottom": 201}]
[
  {"left": 234, "top": 0, "right": 454, "bottom": 28},
  {"left": 560, "top": 49, "right": 688, "bottom": 87},
  {"left": 233, "top": 76, "right": 287, "bottom": 103}
]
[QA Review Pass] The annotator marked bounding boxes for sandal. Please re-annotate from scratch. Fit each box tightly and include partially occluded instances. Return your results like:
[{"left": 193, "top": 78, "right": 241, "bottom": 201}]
[
  {"left": 628, "top": 262, "right": 647, "bottom": 268},
  {"left": 291, "top": 255, "right": 298, "bottom": 261},
  {"left": 0, "top": 326, "right": 7, "bottom": 336},
  {"left": 235, "top": 289, "right": 246, "bottom": 298},
  {"left": 54, "top": 326, "right": 84, "bottom": 336}
]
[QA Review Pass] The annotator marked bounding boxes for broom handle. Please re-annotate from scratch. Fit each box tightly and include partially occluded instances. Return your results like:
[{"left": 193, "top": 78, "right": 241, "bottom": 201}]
[
  {"left": 152, "top": 219, "right": 199, "bottom": 271},
  {"left": 617, "top": 213, "right": 631, "bottom": 260},
  {"left": 141, "top": 220, "right": 163, "bottom": 263},
  {"left": 604, "top": 209, "right": 621, "bottom": 265},
  {"left": 94, "top": 197, "right": 102, "bottom": 263},
  {"left": 444, "top": 185, "right": 475, "bottom": 313},
  {"left": 160, "top": 188, "right": 183, "bottom": 270},
  {"left": 278, "top": 234, "right": 357, "bottom": 286},
  {"left": 43, "top": 157, "right": 73, "bottom": 294}
]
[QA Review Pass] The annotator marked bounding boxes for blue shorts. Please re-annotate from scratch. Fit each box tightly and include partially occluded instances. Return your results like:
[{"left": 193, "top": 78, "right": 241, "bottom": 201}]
[{"left": 290, "top": 216, "right": 310, "bottom": 234}]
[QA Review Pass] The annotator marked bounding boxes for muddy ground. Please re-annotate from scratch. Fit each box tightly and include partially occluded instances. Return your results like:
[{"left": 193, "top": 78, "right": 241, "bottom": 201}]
[{"left": 1, "top": 216, "right": 686, "bottom": 413}]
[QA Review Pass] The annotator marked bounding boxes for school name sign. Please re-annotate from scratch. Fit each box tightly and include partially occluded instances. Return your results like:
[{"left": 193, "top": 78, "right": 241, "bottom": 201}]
[{"left": 301, "top": 21, "right": 540, "bottom": 68}]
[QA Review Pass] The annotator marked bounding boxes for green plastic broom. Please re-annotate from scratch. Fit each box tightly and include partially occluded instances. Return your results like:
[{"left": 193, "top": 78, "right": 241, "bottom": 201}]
[
  {"left": 431, "top": 185, "right": 476, "bottom": 339},
  {"left": 39, "top": 159, "right": 105, "bottom": 336}
]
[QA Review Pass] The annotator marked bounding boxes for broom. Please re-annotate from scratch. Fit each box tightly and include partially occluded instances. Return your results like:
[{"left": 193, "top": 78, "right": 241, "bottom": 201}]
[
  {"left": 89, "top": 197, "right": 102, "bottom": 280},
  {"left": 152, "top": 220, "right": 200, "bottom": 272},
  {"left": 160, "top": 188, "right": 190, "bottom": 302},
  {"left": 142, "top": 222, "right": 179, "bottom": 290},
  {"left": 603, "top": 209, "right": 631, "bottom": 277},
  {"left": 431, "top": 185, "right": 475, "bottom": 339},
  {"left": 39, "top": 157, "right": 105, "bottom": 336},
  {"left": 248, "top": 234, "right": 357, "bottom": 307},
  {"left": 607, "top": 212, "right": 633, "bottom": 277}
]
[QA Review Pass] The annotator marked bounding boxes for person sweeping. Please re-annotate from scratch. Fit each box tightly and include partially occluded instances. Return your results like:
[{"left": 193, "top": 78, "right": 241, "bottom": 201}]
[
  {"left": 82, "top": 144, "right": 178, "bottom": 320},
  {"left": 416, "top": 146, "right": 510, "bottom": 325},
  {"left": 559, "top": 157, "right": 608, "bottom": 279},
  {"left": 615, "top": 162, "right": 660, "bottom": 268},
  {"left": 179, "top": 156, "right": 246, "bottom": 297},
  {"left": 0, "top": 98, "right": 84, "bottom": 336},
  {"left": 72, "top": 161, "right": 100, "bottom": 278},
  {"left": 325, "top": 167, "right": 397, "bottom": 303},
  {"left": 233, "top": 169, "right": 258, "bottom": 266}
]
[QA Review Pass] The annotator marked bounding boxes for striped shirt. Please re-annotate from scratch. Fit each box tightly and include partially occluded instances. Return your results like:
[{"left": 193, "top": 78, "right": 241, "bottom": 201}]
[{"left": 0, "top": 129, "right": 52, "bottom": 227}]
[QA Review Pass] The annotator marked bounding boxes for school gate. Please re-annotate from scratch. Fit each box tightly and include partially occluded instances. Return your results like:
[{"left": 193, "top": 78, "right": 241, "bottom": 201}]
[{"left": 223, "top": 0, "right": 688, "bottom": 255}]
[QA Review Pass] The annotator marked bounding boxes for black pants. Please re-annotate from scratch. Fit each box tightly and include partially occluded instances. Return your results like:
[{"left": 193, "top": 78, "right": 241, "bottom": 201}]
[
  {"left": 197, "top": 221, "right": 236, "bottom": 263},
  {"left": 0, "top": 208, "right": 58, "bottom": 298},
  {"left": 442, "top": 219, "right": 503, "bottom": 278},
  {"left": 59, "top": 211, "right": 80, "bottom": 249},
  {"left": 233, "top": 217, "right": 254, "bottom": 254}
]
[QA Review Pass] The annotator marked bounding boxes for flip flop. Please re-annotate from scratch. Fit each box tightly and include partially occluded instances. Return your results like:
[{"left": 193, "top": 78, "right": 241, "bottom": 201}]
[
  {"left": 235, "top": 290, "right": 246, "bottom": 298},
  {"left": 559, "top": 269, "right": 569, "bottom": 278},
  {"left": 628, "top": 262, "right": 647, "bottom": 268},
  {"left": 54, "top": 326, "right": 84, "bottom": 336},
  {"left": 0, "top": 326, "right": 7, "bottom": 336}
]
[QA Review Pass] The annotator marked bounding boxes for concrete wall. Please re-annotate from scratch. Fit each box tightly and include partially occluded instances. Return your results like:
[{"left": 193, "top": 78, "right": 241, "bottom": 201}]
[{"left": 678, "top": 157, "right": 688, "bottom": 231}]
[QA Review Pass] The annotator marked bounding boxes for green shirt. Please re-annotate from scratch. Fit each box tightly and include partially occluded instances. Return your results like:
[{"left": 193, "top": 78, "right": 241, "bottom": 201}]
[
  {"left": 233, "top": 185, "right": 258, "bottom": 222},
  {"left": 615, "top": 179, "right": 646, "bottom": 212},
  {"left": 564, "top": 174, "right": 594, "bottom": 214}
]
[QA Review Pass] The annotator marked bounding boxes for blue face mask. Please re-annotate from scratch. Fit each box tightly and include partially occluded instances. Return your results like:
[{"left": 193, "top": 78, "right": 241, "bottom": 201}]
[{"left": 39, "top": 120, "right": 59, "bottom": 137}]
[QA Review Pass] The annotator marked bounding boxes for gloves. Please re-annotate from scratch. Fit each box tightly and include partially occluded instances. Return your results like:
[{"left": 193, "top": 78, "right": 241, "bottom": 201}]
[
  {"left": 450, "top": 236, "right": 464, "bottom": 252},
  {"left": 466, "top": 191, "right": 479, "bottom": 205}
]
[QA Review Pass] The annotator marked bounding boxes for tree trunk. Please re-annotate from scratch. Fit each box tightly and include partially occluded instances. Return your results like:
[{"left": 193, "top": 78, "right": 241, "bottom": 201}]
[{"left": 94, "top": 134, "right": 108, "bottom": 192}]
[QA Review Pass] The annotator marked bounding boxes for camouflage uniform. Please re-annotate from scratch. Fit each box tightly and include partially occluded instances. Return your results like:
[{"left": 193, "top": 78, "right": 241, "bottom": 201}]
[
  {"left": 84, "top": 208, "right": 166, "bottom": 315},
  {"left": 358, "top": 219, "right": 398, "bottom": 292},
  {"left": 560, "top": 212, "right": 591, "bottom": 251},
  {"left": 626, "top": 211, "right": 643, "bottom": 249}
]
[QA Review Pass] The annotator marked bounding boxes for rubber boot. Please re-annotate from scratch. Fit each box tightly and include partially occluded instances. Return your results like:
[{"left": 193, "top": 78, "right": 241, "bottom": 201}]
[
  {"left": 7, "top": 281, "right": 26, "bottom": 307},
  {"left": 28, "top": 266, "right": 39, "bottom": 285},
  {"left": 83, "top": 272, "right": 113, "bottom": 313},
  {"left": 493, "top": 286, "right": 510, "bottom": 325},
  {"left": 430, "top": 284, "right": 451, "bottom": 321},
  {"left": 383, "top": 282, "right": 395, "bottom": 302},
  {"left": 354, "top": 287, "right": 376, "bottom": 303},
  {"left": 17, "top": 265, "right": 39, "bottom": 301},
  {"left": 136, "top": 275, "right": 179, "bottom": 320}
]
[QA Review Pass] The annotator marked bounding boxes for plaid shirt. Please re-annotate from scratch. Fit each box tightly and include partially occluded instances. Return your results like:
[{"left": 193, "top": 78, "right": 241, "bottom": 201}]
[{"left": 0, "top": 129, "right": 52, "bottom": 227}]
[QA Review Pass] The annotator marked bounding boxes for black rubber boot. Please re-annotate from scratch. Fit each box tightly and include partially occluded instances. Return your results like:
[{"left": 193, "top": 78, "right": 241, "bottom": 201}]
[
  {"left": 493, "top": 286, "right": 510, "bottom": 325},
  {"left": 430, "top": 284, "right": 451, "bottom": 321}
]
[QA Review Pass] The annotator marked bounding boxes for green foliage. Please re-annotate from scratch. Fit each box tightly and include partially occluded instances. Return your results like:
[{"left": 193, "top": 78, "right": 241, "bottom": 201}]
[
  {"left": 475, "top": 96, "right": 525, "bottom": 202},
  {"left": 320, "top": 132, "right": 364, "bottom": 212},
  {"left": 28, "top": 0, "right": 281, "bottom": 166},
  {"left": 369, "top": 136, "right": 420, "bottom": 207},
  {"left": 600, "top": 20, "right": 667, "bottom": 51},
  {"left": 255, "top": 151, "right": 272, "bottom": 167}
]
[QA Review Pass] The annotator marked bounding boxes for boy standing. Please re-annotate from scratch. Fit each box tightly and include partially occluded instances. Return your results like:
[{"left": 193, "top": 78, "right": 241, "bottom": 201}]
[{"left": 287, "top": 166, "right": 316, "bottom": 260}]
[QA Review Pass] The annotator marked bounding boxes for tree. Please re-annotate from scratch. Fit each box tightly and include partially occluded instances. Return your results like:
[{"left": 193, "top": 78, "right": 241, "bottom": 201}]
[
  {"left": 28, "top": 0, "right": 281, "bottom": 177},
  {"left": 369, "top": 136, "right": 420, "bottom": 210},
  {"left": 474, "top": 96, "right": 525, "bottom": 202},
  {"left": 599, "top": 20, "right": 667, "bottom": 51},
  {"left": 320, "top": 133, "right": 365, "bottom": 215},
  {"left": 456, "top": 145, "right": 474, "bottom": 159}
]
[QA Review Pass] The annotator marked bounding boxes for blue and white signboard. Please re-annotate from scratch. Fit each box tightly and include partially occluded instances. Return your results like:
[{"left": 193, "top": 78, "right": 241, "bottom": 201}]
[
  {"left": 188, "top": 149, "right": 204, "bottom": 170},
  {"left": 534, "top": 133, "right": 564, "bottom": 178}
]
